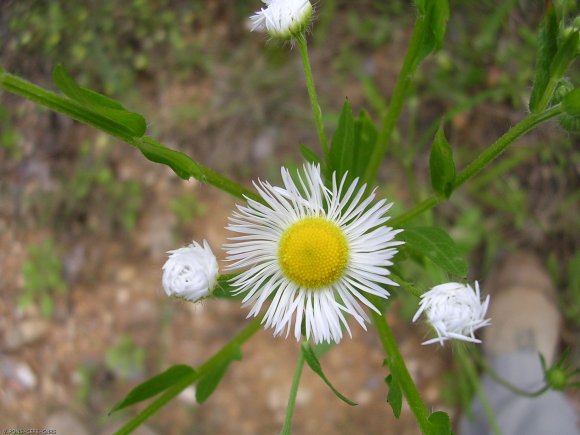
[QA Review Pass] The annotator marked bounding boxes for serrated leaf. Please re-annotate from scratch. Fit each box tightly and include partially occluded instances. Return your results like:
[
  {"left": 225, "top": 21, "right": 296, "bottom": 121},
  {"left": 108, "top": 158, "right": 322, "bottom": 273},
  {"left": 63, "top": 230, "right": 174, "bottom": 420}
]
[
  {"left": 109, "top": 365, "right": 196, "bottom": 414},
  {"left": 300, "top": 144, "right": 323, "bottom": 165},
  {"left": 52, "top": 64, "right": 146, "bottom": 137},
  {"left": 137, "top": 138, "right": 204, "bottom": 180},
  {"left": 385, "top": 374, "right": 403, "bottom": 418},
  {"left": 428, "top": 411, "right": 452, "bottom": 435},
  {"left": 301, "top": 342, "right": 357, "bottom": 406},
  {"left": 529, "top": 7, "right": 559, "bottom": 112},
  {"left": 353, "top": 110, "right": 378, "bottom": 180},
  {"left": 399, "top": 227, "right": 467, "bottom": 276},
  {"left": 329, "top": 100, "right": 355, "bottom": 181},
  {"left": 196, "top": 347, "right": 242, "bottom": 404},
  {"left": 429, "top": 125, "right": 456, "bottom": 198},
  {"left": 562, "top": 88, "right": 580, "bottom": 117}
]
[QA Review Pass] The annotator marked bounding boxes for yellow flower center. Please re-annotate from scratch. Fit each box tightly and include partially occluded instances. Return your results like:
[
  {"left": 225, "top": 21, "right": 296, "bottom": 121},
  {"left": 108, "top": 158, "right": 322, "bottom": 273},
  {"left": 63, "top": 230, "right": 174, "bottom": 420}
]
[{"left": 278, "top": 217, "right": 349, "bottom": 289}]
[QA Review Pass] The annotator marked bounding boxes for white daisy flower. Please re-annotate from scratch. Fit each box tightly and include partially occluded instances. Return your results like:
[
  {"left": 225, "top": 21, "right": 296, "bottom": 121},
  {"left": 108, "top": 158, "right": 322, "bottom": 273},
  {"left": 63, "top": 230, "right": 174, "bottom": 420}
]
[
  {"left": 162, "top": 240, "right": 219, "bottom": 302},
  {"left": 250, "top": 0, "right": 313, "bottom": 40},
  {"left": 225, "top": 163, "right": 403, "bottom": 344},
  {"left": 413, "top": 281, "right": 491, "bottom": 346}
]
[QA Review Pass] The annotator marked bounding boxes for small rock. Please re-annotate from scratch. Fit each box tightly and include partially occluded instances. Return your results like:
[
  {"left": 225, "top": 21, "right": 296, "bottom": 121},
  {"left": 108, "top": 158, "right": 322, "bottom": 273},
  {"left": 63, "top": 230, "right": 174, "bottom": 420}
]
[
  {"left": 3, "top": 319, "right": 49, "bottom": 350},
  {"left": 46, "top": 411, "right": 89, "bottom": 435},
  {"left": 0, "top": 357, "right": 37, "bottom": 391}
]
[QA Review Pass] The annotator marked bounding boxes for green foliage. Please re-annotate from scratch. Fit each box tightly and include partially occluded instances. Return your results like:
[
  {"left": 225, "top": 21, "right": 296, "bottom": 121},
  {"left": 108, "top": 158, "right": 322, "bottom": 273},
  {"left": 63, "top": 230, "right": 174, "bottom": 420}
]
[
  {"left": 301, "top": 342, "right": 357, "bottom": 406},
  {"left": 0, "top": 104, "right": 22, "bottom": 160},
  {"left": 104, "top": 335, "right": 146, "bottom": 380},
  {"left": 110, "top": 365, "right": 196, "bottom": 414},
  {"left": 385, "top": 373, "right": 403, "bottom": 418},
  {"left": 53, "top": 65, "right": 147, "bottom": 138},
  {"left": 429, "top": 125, "right": 456, "bottom": 199},
  {"left": 138, "top": 138, "right": 203, "bottom": 181},
  {"left": 414, "top": 0, "right": 450, "bottom": 66},
  {"left": 20, "top": 238, "right": 66, "bottom": 318},
  {"left": 328, "top": 101, "right": 378, "bottom": 183},
  {"left": 428, "top": 411, "right": 452, "bottom": 435},
  {"left": 530, "top": 7, "right": 559, "bottom": 112},
  {"left": 196, "top": 346, "right": 242, "bottom": 404},
  {"left": 399, "top": 227, "right": 468, "bottom": 276}
]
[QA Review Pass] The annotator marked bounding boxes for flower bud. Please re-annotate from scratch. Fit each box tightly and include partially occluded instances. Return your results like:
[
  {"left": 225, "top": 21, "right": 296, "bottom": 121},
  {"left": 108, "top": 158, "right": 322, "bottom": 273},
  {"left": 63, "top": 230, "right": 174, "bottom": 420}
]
[
  {"left": 413, "top": 281, "right": 491, "bottom": 346},
  {"left": 162, "top": 240, "right": 219, "bottom": 302},
  {"left": 250, "top": 0, "right": 313, "bottom": 40}
]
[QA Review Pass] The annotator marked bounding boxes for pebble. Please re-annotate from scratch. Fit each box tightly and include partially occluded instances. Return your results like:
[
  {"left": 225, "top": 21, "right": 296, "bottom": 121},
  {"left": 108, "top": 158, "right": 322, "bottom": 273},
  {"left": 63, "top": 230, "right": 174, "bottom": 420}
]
[
  {"left": 0, "top": 356, "right": 37, "bottom": 390},
  {"left": 3, "top": 319, "right": 49, "bottom": 350}
]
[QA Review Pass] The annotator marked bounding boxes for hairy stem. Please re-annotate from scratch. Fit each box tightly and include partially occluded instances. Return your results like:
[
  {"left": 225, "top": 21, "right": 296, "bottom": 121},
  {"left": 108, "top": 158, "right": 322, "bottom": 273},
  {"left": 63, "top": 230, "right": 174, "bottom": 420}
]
[
  {"left": 390, "top": 104, "right": 563, "bottom": 227},
  {"left": 0, "top": 69, "right": 261, "bottom": 203},
  {"left": 369, "top": 296, "right": 432, "bottom": 434},
  {"left": 364, "top": 16, "right": 427, "bottom": 185},
  {"left": 297, "top": 33, "right": 329, "bottom": 161},
  {"left": 281, "top": 342, "right": 307, "bottom": 435}
]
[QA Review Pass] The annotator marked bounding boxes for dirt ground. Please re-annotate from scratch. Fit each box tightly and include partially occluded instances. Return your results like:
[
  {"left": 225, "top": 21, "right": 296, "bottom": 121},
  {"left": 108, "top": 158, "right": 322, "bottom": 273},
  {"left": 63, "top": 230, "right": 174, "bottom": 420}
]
[{"left": 1, "top": 1, "right": 579, "bottom": 434}]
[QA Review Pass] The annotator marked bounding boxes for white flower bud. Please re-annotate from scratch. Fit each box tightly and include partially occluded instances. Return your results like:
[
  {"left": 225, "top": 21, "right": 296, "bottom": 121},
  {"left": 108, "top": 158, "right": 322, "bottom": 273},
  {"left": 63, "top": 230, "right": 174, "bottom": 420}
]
[
  {"left": 162, "top": 240, "right": 219, "bottom": 302},
  {"left": 250, "top": 0, "right": 313, "bottom": 40},
  {"left": 413, "top": 281, "right": 491, "bottom": 346}
]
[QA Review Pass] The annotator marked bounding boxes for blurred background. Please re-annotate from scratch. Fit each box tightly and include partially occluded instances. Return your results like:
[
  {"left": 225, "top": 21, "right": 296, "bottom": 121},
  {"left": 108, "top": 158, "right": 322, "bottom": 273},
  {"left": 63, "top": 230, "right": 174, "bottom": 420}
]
[{"left": 0, "top": 0, "right": 578, "bottom": 434}]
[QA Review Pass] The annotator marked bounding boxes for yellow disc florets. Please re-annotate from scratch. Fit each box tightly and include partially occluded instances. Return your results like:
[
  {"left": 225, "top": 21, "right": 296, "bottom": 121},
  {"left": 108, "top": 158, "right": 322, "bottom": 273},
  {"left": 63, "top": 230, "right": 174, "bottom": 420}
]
[{"left": 278, "top": 217, "right": 349, "bottom": 289}]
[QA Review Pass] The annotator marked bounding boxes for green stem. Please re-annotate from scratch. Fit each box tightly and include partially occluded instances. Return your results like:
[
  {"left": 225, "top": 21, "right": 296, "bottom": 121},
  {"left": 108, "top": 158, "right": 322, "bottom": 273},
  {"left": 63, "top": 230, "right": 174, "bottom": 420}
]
[
  {"left": 297, "top": 33, "right": 329, "bottom": 161},
  {"left": 390, "top": 105, "right": 563, "bottom": 227},
  {"left": 364, "top": 17, "right": 427, "bottom": 185},
  {"left": 456, "top": 345, "right": 502, "bottom": 435},
  {"left": 390, "top": 273, "right": 423, "bottom": 298},
  {"left": 471, "top": 349, "right": 550, "bottom": 398},
  {"left": 115, "top": 317, "right": 263, "bottom": 435},
  {"left": 0, "top": 69, "right": 261, "bottom": 203},
  {"left": 281, "top": 341, "right": 307, "bottom": 435},
  {"left": 369, "top": 297, "right": 431, "bottom": 434}
]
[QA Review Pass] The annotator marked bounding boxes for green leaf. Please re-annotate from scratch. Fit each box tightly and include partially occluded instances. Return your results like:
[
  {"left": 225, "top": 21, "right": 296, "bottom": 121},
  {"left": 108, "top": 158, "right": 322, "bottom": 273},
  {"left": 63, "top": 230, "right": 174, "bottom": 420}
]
[
  {"left": 562, "top": 88, "right": 580, "bottom": 117},
  {"left": 529, "top": 7, "right": 559, "bottom": 112},
  {"left": 213, "top": 275, "right": 244, "bottom": 300},
  {"left": 429, "top": 125, "right": 456, "bottom": 198},
  {"left": 52, "top": 64, "right": 146, "bottom": 137},
  {"left": 109, "top": 365, "right": 196, "bottom": 414},
  {"left": 428, "top": 411, "right": 452, "bottom": 435},
  {"left": 352, "top": 110, "right": 378, "bottom": 180},
  {"left": 195, "top": 347, "right": 242, "bottom": 404},
  {"left": 549, "top": 30, "right": 579, "bottom": 79},
  {"left": 300, "top": 144, "right": 323, "bottom": 165},
  {"left": 301, "top": 342, "right": 357, "bottom": 406},
  {"left": 137, "top": 138, "right": 204, "bottom": 181},
  {"left": 385, "top": 374, "right": 403, "bottom": 418},
  {"left": 399, "top": 227, "right": 468, "bottom": 276},
  {"left": 329, "top": 100, "right": 355, "bottom": 181},
  {"left": 415, "top": 0, "right": 450, "bottom": 65}
]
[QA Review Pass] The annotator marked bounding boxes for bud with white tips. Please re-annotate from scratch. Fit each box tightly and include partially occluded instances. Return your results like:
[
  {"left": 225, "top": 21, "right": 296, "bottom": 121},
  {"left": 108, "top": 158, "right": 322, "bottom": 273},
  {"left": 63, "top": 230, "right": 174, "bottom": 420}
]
[
  {"left": 413, "top": 281, "right": 491, "bottom": 346},
  {"left": 162, "top": 240, "right": 219, "bottom": 302},
  {"left": 250, "top": 0, "right": 313, "bottom": 40}
]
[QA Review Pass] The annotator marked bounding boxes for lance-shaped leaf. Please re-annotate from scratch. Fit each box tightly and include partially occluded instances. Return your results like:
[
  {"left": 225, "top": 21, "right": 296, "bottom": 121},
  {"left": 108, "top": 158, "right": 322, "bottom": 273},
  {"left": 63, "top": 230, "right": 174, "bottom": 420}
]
[
  {"left": 301, "top": 342, "right": 357, "bottom": 406},
  {"left": 109, "top": 365, "right": 196, "bottom": 414},
  {"left": 300, "top": 144, "right": 323, "bottom": 165},
  {"left": 195, "top": 346, "right": 243, "bottom": 404},
  {"left": 137, "top": 138, "right": 204, "bottom": 181},
  {"left": 429, "top": 411, "right": 452, "bottom": 435},
  {"left": 429, "top": 125, "right": 456, "bottom": 198},
  {"left": 385, "top": 374, "right": 403, "bottom": 418},
  {"left": 400, "top": 227, "right": 467, "bottom": 276},
  {"left": 52, "top": 65, "right": 146, "bottom": 137},
  {"left": 529, "top": 7, "right": 559, "bottom": 112},
  {"left": 352, "top": 110, "right": 378, "bottom": 180},
  {"left": 329, "top": 100, "right": 355, "bottom": 182},
  {"left": 414, "top": 0, "right": 450, "bottom": 66}
]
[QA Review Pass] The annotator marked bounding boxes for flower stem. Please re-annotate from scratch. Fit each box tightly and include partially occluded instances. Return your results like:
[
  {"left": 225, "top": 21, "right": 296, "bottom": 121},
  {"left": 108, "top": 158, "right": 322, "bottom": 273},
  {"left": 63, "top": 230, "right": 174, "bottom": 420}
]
[
  {"left": 455, "top": 345, "right": 503, "bottom": 435},
  {"left": 369, "top": 297, "right": 432, "bottom": 434},
  {"left": 364, "top": 16, "right": 427, "bottom": 185},
  {"left": 297, "top": 33, "right": 329, "bottom": 161},
  {"left": 280, "top": 341, "right": 307, "bottom": 435},
  {"left": 390, "top": 104, "right": 564, "bottom": 227},
  {"left": 115, "top": 317, "right": 263, "bottom": 435},
  {"left": 0, "top": 68, "right": 261, "bottom": 204}
]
